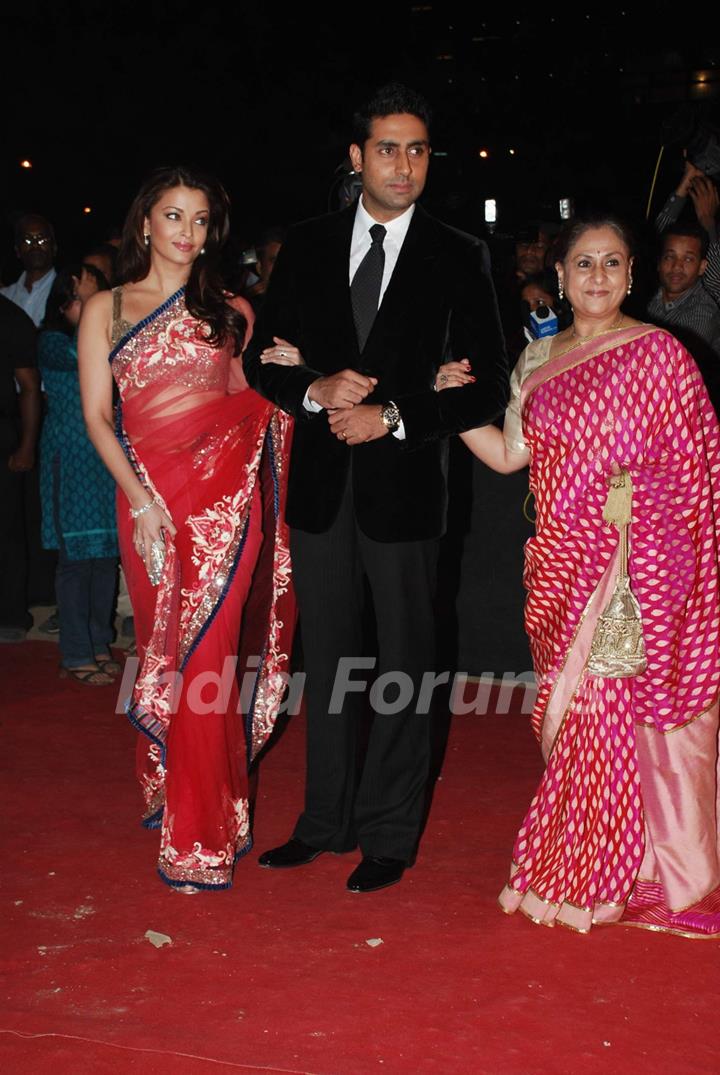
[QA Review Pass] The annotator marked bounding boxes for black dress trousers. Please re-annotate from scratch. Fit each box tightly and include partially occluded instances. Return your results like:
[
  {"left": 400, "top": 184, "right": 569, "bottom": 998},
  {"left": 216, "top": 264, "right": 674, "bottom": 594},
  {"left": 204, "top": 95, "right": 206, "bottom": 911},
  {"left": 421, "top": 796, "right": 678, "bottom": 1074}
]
[{"left": 291, "top": 473, "right": 439, "bottom": 863}]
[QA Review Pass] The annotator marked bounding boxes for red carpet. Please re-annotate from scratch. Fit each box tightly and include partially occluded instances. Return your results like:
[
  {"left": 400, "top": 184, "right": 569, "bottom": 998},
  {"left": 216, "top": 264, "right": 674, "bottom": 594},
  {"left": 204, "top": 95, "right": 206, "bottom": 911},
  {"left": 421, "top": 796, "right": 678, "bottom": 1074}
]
[{"left": 1, "top": 641, "right": 717, "bottom": 1075}]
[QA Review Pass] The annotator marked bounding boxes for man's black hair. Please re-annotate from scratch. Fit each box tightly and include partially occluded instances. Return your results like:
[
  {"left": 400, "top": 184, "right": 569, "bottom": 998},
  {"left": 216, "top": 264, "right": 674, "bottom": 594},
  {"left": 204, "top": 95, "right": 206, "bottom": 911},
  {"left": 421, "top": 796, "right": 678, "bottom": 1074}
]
[
  {"left": 660, "top": 223, "right": 709, "bottom": 260},
  {"left": 352, "top": 83, "right": 431, "bottom": 147}
]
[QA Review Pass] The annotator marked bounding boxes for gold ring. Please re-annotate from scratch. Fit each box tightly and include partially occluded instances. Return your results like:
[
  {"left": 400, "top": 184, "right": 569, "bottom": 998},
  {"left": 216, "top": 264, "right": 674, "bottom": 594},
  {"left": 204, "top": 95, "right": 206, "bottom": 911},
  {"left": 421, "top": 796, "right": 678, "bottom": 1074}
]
[{"left": 439, "top": 373, "right": 448, "bottom": 385}]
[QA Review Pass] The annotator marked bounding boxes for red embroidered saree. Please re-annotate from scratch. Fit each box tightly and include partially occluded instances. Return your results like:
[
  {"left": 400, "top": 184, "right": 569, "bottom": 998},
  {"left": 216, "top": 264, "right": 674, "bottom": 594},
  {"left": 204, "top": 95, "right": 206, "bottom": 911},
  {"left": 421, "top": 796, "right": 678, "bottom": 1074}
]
[
  {"left": 111, "top": 288, "right": 294, "bottom": 889},
  {"left": 498, "top": 326, "right": 720, "bottom": 936}
]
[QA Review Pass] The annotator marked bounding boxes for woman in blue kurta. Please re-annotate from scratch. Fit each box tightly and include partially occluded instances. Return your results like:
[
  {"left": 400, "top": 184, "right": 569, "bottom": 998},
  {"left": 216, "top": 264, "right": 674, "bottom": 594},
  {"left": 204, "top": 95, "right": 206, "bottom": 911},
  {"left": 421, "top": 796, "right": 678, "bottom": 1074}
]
[{"left": 39, "top": 268, "right": 119, "bottom": 684}]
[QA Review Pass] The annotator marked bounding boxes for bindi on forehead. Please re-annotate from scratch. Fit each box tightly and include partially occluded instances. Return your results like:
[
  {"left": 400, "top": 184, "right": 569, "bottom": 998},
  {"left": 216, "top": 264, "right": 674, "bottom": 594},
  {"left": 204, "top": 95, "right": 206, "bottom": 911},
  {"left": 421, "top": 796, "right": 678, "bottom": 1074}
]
[{"left": 573, "top": 249, "right": 625, "bottom": 258}]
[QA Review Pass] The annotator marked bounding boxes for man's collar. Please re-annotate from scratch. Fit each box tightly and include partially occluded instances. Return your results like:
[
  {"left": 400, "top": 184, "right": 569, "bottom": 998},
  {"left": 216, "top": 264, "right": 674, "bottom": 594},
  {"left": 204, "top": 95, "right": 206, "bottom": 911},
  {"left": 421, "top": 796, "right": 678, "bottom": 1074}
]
[
  {"left": 20, "top": 267, "right": 56, "bottom": 293},
  {"left": 356, "top": 197, "right": 416, "bottom": 236},
  {"left": 661, "top": 278, "right": 703, "bottom": 308}
]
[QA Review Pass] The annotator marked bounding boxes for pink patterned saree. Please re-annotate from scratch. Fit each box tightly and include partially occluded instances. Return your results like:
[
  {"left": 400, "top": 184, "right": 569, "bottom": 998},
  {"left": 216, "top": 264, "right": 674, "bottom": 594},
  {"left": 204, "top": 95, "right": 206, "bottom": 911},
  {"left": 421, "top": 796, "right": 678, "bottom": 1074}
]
[
  {"left": 498, "top": 325, "right": 720, "bottom": 936},
  {"left": 111, "top": 288, "right": 294, "bottom": 889}
]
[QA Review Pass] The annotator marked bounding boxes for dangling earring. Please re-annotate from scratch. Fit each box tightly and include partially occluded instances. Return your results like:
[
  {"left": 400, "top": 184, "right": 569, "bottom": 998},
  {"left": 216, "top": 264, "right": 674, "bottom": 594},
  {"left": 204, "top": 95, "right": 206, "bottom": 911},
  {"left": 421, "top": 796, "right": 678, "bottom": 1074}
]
[
  {"left": 627, "top": 276, "right": 633, "bottom": 295},
  {"left": 558, "top": 280, "right": 564, "bottom": 301},
  {"left": 144, "top": 234, "right": 150, "bottom": 247},
  {"left": 200, "top": 247, "right": 206, "bottom": 255}
]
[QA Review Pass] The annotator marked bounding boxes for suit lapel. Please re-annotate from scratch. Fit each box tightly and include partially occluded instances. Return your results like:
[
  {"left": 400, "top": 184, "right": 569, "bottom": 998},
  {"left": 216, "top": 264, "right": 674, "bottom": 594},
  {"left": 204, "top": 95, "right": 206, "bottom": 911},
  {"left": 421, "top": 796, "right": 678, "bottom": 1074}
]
[{"left": 322, "top": 206, "right": 360, "bottom": 363}]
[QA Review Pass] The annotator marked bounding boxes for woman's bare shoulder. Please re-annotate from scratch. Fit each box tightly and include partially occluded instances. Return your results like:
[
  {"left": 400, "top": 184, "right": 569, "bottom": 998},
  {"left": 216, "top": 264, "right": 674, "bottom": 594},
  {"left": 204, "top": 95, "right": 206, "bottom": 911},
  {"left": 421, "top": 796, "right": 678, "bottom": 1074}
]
[{"left": 84, "top": 289, "right": 114, "bottom": 318}]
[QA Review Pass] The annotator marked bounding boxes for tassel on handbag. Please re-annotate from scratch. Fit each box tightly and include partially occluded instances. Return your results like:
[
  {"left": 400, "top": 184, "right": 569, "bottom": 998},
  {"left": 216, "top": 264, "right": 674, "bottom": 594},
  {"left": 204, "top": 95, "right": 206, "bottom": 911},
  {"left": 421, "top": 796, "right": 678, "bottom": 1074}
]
[{"left": 587, "top": 467, "right": 647, "bottom": 678}]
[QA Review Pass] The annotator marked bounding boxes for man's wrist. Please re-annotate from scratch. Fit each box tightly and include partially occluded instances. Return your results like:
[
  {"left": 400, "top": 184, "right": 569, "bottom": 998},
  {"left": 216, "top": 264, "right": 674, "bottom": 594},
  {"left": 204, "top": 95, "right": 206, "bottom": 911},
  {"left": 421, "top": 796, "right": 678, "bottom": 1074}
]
[
  {"left": 380, "top": 400, "right": 402, "bottom": 433},
  {"left": 303, "top": 384, "right": 324, "bottom": 413},
  {"left": 307, "top": 378, "right": 323, "bottom": 405}
]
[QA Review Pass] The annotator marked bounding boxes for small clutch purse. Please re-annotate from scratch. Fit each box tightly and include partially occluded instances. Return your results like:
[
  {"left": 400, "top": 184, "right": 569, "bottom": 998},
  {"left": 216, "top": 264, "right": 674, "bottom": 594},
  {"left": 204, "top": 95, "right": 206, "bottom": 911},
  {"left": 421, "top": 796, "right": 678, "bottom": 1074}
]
[
  {"left": 145, "top": 537, "right": 166, "bottom": 587},
  {"left": 587, "top": 468, "right": 647, "bottom": 678}
]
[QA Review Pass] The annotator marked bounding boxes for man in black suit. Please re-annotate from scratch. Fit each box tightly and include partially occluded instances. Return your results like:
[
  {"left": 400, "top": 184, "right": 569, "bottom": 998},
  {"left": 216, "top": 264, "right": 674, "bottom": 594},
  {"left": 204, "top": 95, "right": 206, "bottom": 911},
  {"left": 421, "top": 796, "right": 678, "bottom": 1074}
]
[{"left": 244, "top": 84, "right": 508, "bottom": 892}]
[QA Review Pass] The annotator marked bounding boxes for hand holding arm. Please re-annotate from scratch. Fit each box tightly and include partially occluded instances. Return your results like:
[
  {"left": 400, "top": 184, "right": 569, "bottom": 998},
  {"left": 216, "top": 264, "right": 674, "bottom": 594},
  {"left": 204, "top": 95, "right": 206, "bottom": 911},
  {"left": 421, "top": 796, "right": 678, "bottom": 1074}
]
[
  {"left": 260, "top": 336, "right": 304, "bottom": 367},
  {"left": 433, "top": 358, "right": 475, "bottom": 390}
]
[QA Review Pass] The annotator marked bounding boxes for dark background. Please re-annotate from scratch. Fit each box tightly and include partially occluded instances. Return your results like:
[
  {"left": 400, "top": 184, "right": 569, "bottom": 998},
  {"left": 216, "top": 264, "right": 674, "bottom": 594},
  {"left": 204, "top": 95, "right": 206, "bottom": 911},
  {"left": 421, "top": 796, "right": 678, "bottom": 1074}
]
[{"left": 3, "top": 3, "right": 719, "bottom": 258}]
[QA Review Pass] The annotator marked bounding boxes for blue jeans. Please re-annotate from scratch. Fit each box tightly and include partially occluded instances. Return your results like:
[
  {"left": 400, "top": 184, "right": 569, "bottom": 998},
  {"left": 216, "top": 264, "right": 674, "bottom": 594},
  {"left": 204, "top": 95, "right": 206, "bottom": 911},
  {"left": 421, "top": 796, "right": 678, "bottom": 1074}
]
[{"left": 56, "top": 550, "right": 117, "bottom": 668}]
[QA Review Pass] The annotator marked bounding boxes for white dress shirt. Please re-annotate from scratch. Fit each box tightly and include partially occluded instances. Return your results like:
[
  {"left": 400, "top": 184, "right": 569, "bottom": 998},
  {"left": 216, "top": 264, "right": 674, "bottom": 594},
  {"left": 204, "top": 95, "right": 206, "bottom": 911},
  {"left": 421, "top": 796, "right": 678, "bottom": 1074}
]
[
  {"left": 349, "top": 197, "right": 415, "bottom": 298},
  {"left": 304, "top": 197, "right": 414, "bottom": 438},
  {"left": 0, "top": 268, "right": 56, "bottom": 327}
]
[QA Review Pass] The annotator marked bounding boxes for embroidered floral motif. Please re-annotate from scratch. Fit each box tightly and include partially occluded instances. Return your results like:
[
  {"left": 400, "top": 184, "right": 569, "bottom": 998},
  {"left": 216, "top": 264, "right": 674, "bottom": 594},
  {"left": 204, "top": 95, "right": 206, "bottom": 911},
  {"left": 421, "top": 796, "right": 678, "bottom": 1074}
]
[
  {"left": 112, "top": 291, "right": 294, "bottom": 892},
  {"left": 158, "top": 804, "right": 251, "bottom": 887}
]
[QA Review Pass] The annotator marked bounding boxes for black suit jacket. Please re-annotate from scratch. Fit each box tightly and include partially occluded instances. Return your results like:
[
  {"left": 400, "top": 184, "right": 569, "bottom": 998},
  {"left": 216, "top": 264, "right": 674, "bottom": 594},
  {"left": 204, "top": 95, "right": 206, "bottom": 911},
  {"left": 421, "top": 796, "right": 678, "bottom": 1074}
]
[{"left": 243, "top": 203, "right": 509, "bottom": 541}]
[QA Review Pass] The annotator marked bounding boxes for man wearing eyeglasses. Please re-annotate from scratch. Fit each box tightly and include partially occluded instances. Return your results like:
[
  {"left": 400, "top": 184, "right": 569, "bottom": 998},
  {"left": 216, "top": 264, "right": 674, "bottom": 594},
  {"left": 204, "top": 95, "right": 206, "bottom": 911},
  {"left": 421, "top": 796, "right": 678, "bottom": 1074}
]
[{"left": 1, "top": 214, "right": 57, "bottom": 326}]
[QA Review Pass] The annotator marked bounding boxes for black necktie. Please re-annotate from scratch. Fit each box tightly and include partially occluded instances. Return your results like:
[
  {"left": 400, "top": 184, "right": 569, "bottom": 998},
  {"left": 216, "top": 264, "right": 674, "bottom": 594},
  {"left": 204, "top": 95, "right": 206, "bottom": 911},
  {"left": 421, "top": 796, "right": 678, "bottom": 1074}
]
[{"left": 351, "top": 223, "right": 386, "bottom": 352}]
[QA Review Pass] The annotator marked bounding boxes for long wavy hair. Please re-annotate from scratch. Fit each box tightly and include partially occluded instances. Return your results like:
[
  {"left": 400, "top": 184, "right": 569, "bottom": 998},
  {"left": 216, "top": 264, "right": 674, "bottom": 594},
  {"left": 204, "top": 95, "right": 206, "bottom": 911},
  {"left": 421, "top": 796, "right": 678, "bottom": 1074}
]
[{"left": 117, "top": 165, "right": 245, "bottom": 352}]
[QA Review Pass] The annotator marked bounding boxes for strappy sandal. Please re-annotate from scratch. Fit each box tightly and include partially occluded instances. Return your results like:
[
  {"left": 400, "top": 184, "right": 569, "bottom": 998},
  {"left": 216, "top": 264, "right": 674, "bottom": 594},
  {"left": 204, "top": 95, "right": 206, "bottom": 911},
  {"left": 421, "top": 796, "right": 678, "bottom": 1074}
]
[
  {"left": 59, "top": 665, "right": 115, "bottom": 687},
  {"left": 95, "top": 654, "right": 123, "bottom": 676}
]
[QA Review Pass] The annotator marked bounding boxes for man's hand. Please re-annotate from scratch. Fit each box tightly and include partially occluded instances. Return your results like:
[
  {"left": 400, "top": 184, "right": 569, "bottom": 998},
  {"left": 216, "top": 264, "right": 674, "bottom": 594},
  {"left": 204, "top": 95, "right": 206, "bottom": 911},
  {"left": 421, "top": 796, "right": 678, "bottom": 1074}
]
[
  {"left": 308, "top": 370, "right": 377, "bottom": 410},
  {"left": 689, "top": 175, "right": 719, "bottom": 235},
  {"left": 8, "top": 447, "right": 35, "bottom": 472},
  {"left": 677, "top": 159, "right": 705, "bottom": 197},
  {"left": 328, "top": 404, "right": 388, "bottom": 445}
]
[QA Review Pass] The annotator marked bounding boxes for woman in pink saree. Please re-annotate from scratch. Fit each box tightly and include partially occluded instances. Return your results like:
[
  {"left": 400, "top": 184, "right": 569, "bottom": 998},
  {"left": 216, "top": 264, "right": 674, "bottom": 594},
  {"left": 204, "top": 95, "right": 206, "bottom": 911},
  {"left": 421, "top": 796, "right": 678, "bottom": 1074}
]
[
  {"left": 80, "top": 167, "right": 294, "bottom": 891},
  {"left": 439, "top": 216, "right": 720, "bottom": 936}
]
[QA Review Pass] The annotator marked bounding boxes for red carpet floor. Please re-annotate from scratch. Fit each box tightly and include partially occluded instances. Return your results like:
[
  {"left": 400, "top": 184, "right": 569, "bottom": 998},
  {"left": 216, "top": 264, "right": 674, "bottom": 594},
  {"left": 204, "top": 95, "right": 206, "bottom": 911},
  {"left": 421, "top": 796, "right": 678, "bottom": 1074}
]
[{"left": 1, "top": 641, "right": 717, "bottom": 1075}]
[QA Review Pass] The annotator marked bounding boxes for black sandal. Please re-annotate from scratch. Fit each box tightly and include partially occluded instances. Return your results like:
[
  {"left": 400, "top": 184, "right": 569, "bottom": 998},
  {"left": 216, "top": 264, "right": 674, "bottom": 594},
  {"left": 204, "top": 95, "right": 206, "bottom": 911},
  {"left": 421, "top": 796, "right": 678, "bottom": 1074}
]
[
  {"left": 95, "top": 654, "right": 123, "bottom": 676},
  {"left": 59, "top": 665, "right": 115, "bottom": 686}
]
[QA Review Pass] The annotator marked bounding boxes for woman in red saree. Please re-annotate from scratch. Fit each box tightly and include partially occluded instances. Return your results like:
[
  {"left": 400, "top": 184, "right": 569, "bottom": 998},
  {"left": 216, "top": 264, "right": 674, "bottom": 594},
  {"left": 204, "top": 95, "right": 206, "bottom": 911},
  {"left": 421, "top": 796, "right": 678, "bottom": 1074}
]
[
  {"left": 80, "top": 167, "right": 294, "bottom": 891},
  {"left": 439, "top": 216, "right": 720, "bottom": 936}
]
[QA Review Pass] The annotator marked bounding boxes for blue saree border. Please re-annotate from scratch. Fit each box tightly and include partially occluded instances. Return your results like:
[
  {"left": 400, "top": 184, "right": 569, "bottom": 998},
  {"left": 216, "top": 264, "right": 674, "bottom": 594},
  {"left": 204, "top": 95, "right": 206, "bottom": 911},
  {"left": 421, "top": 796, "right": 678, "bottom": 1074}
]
[
  {"left": 245, "top": 426, "right": 282, "bottom": 762},
  {"left": 108, "top": 285, "right": 186, "bottom": 363}
]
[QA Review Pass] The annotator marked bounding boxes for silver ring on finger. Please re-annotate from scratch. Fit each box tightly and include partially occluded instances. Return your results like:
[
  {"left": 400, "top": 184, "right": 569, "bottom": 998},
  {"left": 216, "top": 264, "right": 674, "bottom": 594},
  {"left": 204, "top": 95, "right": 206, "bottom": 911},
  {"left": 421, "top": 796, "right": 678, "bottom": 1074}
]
[
  {"left": 279, "top": 350, "right": 287, "bottom": 357},
  {"left": 339, "top": 431, "right": 347, "bottom": 440}
]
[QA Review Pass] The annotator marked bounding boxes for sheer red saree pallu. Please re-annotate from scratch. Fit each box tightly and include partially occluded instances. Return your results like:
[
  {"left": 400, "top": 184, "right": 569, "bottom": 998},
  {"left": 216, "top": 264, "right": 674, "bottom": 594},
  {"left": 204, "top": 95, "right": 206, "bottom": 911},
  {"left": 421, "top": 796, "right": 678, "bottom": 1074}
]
[
  {"left": 498, "top": 327, "right": 720, "bottom": 936},
  {"left": 111, "top": 289, "right": 294, "bottom": 889}
]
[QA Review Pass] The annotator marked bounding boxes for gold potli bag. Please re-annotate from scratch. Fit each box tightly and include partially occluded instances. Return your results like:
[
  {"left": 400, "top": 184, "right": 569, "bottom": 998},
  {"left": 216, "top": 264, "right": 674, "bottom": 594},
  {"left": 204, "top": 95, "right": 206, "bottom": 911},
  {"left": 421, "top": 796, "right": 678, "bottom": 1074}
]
[{"left": 587, "top": 467, "right": 647, "bottom": 677}]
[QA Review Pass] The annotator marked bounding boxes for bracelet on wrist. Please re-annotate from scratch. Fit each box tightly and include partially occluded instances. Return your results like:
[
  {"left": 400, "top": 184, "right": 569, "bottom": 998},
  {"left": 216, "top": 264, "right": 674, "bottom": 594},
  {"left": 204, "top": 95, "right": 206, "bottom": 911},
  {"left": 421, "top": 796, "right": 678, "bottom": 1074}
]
[{"left": 130, "top": 498, "right": 155, "bottom": 520}]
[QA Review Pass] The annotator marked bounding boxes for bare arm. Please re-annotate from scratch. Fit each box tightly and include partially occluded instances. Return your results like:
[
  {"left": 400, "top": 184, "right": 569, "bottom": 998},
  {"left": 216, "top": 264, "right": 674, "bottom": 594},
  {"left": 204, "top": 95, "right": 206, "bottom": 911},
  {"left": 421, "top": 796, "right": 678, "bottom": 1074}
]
[
  {"left": 78, "top": 292, "right": 176, "bottom": 556},
  {"left": 459, "top": 425, "right": 529, "bottom": 473}
]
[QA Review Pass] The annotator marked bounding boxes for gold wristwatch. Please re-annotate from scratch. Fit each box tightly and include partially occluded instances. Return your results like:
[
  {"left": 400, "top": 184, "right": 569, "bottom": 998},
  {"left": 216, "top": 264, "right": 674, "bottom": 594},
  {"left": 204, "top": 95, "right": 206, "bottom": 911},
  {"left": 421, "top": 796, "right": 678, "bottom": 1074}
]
[{"left": 381, "top": 401, "right": 401, "bottom": 433}]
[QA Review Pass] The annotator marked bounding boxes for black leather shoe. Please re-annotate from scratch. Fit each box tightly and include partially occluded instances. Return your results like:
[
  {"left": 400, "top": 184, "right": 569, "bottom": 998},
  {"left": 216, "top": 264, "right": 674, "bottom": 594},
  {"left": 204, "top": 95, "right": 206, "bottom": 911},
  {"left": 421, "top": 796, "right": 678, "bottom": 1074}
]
[
  {"left": 257, "top": 837, "right": 324, "bottom": 869},
  {"left": 346, "top": 856, "right": 405, "bottom": 893}
]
